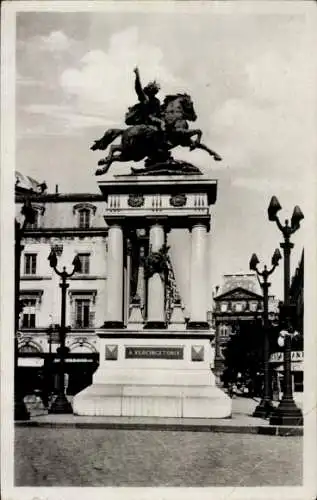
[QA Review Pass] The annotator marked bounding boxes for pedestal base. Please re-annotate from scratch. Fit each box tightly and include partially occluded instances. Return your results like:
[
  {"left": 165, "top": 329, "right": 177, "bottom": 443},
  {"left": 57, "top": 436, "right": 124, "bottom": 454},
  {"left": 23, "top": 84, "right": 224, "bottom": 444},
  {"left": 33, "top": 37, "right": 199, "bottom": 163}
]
[
  {"left": 73, "top": 332, "right": 231, "bottom": 419},
  {"left": 74, "top": 383, "right": 231, "bottom": 418}
]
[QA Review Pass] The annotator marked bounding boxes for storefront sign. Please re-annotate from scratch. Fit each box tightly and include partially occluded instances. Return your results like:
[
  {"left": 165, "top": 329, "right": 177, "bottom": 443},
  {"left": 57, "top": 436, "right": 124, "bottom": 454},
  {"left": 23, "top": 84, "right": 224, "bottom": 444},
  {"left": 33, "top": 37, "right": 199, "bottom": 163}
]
[
  {"left": 53, "top": 358, "right": 94, "bottom": 363},
  {"left": 18, "top": 357, "right": 44, "bottom": 367},
  {"left": 270, "top": 351, "right": 303, "bottom": 363},
  {"left": 125, "top": 346, "right": 183, "bottom": 359}
]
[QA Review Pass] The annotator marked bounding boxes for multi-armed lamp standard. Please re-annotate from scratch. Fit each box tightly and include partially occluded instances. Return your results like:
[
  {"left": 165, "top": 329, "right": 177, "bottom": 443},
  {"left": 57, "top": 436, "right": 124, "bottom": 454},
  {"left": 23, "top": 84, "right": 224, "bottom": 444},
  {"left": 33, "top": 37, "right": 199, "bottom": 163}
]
[
  {"left": 267, "top": 196, "right": 304, "bottom": 426},
  {"left": 47, "top": 249, "right": 81, "bottom": 414},
  {"left": 249, "top": 248, "right": 282, "bottom": 418}
]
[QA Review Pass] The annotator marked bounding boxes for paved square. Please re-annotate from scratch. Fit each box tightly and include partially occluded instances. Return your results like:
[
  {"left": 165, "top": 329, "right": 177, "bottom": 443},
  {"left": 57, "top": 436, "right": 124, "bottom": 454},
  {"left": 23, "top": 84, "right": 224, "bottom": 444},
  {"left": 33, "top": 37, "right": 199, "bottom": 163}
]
[{"left": 15, "top": 428, "right": 302, "bottom": 486}]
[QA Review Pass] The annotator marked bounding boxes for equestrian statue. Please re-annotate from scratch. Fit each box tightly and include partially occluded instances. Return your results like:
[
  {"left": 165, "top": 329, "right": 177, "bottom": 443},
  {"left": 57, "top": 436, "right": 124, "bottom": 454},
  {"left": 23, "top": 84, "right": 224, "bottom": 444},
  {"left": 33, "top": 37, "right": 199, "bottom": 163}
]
[{"left": 91, "top": 67, "right": 222, "bottom": 175}]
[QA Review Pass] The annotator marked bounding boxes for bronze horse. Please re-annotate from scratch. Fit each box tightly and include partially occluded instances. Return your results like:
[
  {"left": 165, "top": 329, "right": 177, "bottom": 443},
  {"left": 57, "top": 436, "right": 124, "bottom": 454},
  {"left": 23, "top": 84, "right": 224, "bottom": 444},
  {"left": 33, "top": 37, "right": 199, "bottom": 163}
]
[{"left": 91, "top": 93, "right": 222, "bottom": 175}]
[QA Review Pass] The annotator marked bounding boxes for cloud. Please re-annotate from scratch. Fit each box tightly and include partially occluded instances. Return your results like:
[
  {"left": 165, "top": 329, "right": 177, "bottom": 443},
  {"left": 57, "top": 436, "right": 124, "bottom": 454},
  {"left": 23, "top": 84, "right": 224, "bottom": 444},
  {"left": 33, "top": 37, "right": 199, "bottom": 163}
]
[
  {"left": 39, "top": 31, "right": 72, "bottom": 52},
  {"left": 231, "top": 176, "right": 305, "bottom": 194},
  {"left": 208, "top": 45, "right": 315, "bottom": 182},
  {"left": 21, "top": 104, "right": 113, "bottom": 137},
  {"left": 16, "top": 71, "right": 44, "bottom": 87},
  {"left": 60, "top": 26, "right": 184, "bottom": 121},
  {"left": 17, "top": 30, "right": 77, "bottom": 59}
]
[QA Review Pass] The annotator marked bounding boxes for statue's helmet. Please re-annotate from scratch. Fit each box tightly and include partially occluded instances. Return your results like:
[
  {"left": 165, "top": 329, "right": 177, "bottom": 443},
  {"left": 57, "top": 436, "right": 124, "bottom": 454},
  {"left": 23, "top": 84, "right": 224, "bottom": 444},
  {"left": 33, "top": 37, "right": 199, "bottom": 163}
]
[{"left": 144, "top": 80, "right": 160, "bottom": 96}]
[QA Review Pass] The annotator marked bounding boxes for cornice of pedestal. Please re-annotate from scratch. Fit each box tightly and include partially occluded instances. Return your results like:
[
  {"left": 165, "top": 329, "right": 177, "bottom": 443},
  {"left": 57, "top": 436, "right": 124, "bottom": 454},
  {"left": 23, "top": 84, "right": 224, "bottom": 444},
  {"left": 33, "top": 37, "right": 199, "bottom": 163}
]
[
  {"left": 103, "top": 214, "right": 212, "bottom": 231},
  {"left": 98, "top": 174, "right": 218, "bottom": 206},
  {"left": 96, "top": 329, "right": 214, "bottom": 339}
]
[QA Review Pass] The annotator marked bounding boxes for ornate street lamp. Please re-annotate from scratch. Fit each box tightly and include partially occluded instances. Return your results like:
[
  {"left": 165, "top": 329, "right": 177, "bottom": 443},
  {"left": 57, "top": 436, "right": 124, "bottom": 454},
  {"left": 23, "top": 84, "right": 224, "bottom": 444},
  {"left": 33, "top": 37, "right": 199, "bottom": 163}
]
[
  {"left": 249, "top": 248, "right": 282, "bottom": 418},
  {"left": 15, "top": 199, "right": 36, "bottom": 420},
  {"left": 47, "top": 249, "right": 81, "bottom": 413},
  {"left": 267, "top": 196, "right": 304, "bottom": 426}
]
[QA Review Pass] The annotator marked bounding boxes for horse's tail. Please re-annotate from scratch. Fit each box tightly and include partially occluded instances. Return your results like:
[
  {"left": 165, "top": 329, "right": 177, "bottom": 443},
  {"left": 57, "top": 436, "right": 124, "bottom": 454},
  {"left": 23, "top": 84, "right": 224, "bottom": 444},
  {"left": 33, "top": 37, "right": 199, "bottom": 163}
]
[{"left": 91, "top": 129, "right": 123, "bottom": 151}]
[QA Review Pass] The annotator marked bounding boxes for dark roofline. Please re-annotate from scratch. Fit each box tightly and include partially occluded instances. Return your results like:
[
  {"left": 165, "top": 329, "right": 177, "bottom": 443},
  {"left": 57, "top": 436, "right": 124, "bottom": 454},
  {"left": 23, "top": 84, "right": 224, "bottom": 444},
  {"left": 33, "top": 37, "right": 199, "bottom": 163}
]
[{"left": 15, "top": 193, "right": 105, "bottom": 203}]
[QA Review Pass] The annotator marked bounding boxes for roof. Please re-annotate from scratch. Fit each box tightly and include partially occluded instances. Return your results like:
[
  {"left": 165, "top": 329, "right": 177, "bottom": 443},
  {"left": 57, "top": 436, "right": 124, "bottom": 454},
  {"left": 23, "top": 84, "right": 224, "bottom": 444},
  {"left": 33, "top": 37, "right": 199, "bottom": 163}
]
[
  {"left": 216, "top": 273, "right": 262, "bottom": 297},
  {"left": 15, "top": 171, "right": 47, "bottom": 194}
]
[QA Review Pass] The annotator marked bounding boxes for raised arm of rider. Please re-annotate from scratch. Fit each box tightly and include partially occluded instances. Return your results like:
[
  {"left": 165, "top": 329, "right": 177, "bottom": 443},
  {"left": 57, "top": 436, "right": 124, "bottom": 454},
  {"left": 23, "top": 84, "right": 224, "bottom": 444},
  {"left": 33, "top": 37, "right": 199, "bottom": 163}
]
[{"left": 134, "top": 68, "right": 147, "bottom": 103}]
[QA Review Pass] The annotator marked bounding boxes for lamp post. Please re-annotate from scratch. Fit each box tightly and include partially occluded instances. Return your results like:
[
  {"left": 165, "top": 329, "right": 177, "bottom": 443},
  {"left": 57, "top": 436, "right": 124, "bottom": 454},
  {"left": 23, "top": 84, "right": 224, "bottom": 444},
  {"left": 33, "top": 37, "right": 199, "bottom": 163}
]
[
  {"left": 15, "top": 199, "right": 36, "bottom": 420},
  {"left": 47, "top": 249, "right": 81, "bottom": 413},
  {"left": 268, "top": 196, "right": 304, "bottom": 426},
  {"left": 249, "top": 248, "right": 282, "bottom": 418}
]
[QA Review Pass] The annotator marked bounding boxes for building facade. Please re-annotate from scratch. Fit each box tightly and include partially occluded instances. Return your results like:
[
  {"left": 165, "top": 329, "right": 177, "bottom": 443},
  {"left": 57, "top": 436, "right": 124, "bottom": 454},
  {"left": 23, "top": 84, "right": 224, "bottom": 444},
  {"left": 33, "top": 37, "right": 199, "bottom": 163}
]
[
  {"left": 212, "top": 273, "right": 279, "bottom": 383},
  {"left": 16, "top": 176, "right": 109, "bottom": 395}
]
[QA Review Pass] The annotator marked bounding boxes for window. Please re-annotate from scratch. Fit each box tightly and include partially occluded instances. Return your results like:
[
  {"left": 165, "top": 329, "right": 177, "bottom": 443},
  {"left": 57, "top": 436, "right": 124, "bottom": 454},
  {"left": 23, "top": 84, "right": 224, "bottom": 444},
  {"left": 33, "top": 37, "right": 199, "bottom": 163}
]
[
  {"left": 75, "top": 299, "right": 91, "bottom": 328},
  {"left": 77, "top": 253, "right": 90, "bottom": 274},
  {"left": 234, "top": 302, "right": 243, "bottom": 312},
  {"left": 24, "top": 253, "right": 37, "bottom": 275},
  {"left": 69, "top": 290, "right": 96, "bottom": 329},
  {"left": 78, "top": 209, "right": 90, "bottom": 229},
  {"left": 219, "top": 325, "right": 230, "bottom": 337},
  {"left": 26, "top": 210, "right": 39, "bottom": 229},
  {"left": 220, "top": 303, "right": 227, "bottom": 312},
  {"left": 22, "top": 299, "right": 36, "bottom": 328},
  {"left": 73, "top": 203, "right": 96, "bottom": 228}
]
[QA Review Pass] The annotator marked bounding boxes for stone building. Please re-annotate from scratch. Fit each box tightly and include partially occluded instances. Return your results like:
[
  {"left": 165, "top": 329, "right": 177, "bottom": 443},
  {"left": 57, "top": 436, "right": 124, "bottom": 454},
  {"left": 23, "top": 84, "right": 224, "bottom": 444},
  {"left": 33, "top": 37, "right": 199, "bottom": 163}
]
[
  {"left": 212, "top": 273, "right": 279, "bottom": 383},
  {"left": 16, "top": 174, "right": 107, "bottom": 395}
]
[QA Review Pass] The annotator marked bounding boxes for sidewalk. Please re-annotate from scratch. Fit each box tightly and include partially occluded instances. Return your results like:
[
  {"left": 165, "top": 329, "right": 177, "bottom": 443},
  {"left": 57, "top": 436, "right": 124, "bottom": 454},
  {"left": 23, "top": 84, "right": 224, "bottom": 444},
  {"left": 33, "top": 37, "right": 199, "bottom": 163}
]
[{"left": 16, "top": 395, "right": 303, "bottom": 436}]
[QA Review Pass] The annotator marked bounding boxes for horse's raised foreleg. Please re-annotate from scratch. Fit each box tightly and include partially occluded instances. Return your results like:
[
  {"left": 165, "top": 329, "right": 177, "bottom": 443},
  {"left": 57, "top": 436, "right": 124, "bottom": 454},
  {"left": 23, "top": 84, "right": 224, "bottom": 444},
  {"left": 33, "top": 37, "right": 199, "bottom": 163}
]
[
  {"left": 193, "top": 142, "right": 222, "bottom": 161},
  {"left": 96, "top": 144, "right": 123, "bottom": 175},
  {"left": 187, "top": 129, "right": 202, "bottom": 145}
]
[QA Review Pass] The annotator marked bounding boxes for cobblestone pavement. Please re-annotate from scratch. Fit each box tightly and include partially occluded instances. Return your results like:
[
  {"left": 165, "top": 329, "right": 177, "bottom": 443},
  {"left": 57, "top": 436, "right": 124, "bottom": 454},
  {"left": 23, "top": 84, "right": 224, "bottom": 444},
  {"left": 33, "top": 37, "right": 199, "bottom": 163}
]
[{"left": 15, "top": 428, "right": 302, "bottom": 487}]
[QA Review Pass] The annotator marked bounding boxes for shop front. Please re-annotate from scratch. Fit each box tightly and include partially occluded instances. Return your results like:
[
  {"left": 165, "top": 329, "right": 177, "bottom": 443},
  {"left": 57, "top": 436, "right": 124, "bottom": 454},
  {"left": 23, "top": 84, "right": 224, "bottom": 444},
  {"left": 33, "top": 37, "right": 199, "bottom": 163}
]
[
  {"left": 269, "top": 350, "right": 303, "bottom": 402},
  {"left": 18, "top": 349, "right": 99, "bottom": 398}
]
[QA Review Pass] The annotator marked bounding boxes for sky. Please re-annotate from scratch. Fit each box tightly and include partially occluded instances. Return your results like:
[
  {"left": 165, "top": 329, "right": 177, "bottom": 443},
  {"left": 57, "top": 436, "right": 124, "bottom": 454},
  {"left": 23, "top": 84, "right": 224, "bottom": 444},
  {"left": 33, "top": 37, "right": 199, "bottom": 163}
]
[{"left": 14, "top": 3, "right": 316, "bottom": 302}]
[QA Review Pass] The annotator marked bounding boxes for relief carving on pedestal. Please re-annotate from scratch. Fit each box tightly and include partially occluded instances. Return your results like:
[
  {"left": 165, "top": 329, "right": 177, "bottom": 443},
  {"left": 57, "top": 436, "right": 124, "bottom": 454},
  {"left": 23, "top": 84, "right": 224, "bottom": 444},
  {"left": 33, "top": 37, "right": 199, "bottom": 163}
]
[
  {"left": 127, "top": 193, "right": 145, "bottom": 207},
  {"left": 169, "top": 193, "right": 187, "bottom": 207}
]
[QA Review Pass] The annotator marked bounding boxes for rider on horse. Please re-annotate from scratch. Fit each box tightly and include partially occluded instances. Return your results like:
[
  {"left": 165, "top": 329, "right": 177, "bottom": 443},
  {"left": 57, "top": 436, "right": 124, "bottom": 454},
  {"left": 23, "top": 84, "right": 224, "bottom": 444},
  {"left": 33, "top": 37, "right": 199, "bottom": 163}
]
[{"left": 125, "top": 67, "right": 165, "bottom": 131}]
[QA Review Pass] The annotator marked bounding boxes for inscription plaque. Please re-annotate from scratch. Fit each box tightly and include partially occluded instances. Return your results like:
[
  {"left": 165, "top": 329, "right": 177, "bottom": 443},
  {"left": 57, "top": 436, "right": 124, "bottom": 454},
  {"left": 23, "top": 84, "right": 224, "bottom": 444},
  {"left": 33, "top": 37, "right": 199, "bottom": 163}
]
[{"left": 125, "top": 346, "right": 183, "bottom": 359}]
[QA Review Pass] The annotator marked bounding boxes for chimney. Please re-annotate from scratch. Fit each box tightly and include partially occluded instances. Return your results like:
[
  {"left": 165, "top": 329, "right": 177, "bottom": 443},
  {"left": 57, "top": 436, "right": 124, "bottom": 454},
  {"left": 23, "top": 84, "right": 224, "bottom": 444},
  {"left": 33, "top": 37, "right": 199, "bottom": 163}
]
[{"left": 55, "top": 184, "right": 59, "bottom": 194}]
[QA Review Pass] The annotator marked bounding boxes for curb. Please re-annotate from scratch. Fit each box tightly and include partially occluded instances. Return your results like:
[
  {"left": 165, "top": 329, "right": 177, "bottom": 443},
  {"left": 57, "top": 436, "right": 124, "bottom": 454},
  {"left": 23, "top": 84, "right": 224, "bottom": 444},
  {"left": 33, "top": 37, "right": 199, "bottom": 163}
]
[{"left": 15, "top": 420, "right": 303, "bottom": 436}]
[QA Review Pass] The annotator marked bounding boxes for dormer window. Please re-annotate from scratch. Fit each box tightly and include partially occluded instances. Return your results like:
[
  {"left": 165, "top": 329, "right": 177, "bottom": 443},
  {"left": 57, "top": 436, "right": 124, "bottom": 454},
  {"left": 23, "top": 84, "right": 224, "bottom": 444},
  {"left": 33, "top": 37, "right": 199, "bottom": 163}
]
[
  {"left": 25, "top": 204, "right": 45, "bottom": 229},
  {"left": 78, "top": 209, "right": 90, "bottom": 228},
  {"left": 73, "top": 203, "right": 97, "bottom": 229}
]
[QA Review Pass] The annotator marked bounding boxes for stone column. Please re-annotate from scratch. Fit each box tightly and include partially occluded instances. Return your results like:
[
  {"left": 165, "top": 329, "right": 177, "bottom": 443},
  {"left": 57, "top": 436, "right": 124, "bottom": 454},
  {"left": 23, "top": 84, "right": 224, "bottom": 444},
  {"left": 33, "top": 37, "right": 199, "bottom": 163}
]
[
  {"left": 145, "top": 223, "right": 166, "bottom": 328},
  {"left": 104, "top": 223, "right": 124, "bottom": 328},
  {"left": 124, "top": 239, "right": 132, "bottom": 325},
  {"left": 188, "top": 221, "right": 209, "bottom": 329}
]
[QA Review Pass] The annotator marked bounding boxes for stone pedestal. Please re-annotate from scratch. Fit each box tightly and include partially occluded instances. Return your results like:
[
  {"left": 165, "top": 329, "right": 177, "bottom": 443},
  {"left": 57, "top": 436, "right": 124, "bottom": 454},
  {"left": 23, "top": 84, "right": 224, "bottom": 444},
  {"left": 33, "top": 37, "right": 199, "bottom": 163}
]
[
  {"left": 73, "top": 331, "right": 231, "bottom": 418},
  {"left": 73, "top": 173, "right": 231, "bottom": 418}
]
